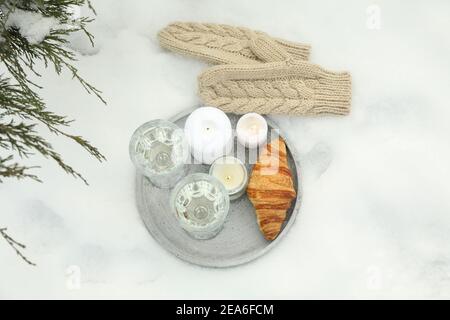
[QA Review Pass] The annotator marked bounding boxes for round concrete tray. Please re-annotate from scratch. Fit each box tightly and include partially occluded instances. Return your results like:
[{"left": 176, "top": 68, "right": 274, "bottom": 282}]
[{"left": 135, "top": 108, "right": 302, "bottom": 268}]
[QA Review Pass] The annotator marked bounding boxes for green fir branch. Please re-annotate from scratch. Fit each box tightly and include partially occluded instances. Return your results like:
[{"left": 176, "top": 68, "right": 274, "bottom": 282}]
[
  {"left": 0, "top": 0, "right": 105, "bottom": 183},
  {"left": 0, "top": 0, "right": 106, "bottom": 265}
]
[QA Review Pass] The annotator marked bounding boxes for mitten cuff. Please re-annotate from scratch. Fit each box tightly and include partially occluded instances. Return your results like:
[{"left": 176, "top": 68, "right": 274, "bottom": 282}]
[{"left": 311, "top": 68, "right": 352, "bottom": 115}]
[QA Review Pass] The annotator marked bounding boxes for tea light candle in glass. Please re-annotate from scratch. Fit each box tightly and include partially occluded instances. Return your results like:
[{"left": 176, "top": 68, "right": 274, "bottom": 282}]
[
  {"left": 129, "top": 119, "right": 189, "bottom": 188},
  {"left": 209, "top": 156, "right": 248, "bottom": 201},
  {"left": 171, "top": 173, "right": 230, "bottom": 240},
  {"left": 184, "top": 107, "right": 233, "bottom": 164},
  {"left": 236, "top": 113, "right": 268, "bottom": 149}
]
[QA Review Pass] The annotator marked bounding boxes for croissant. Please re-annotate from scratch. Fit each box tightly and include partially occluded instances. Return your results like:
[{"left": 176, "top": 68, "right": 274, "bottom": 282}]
[{"left": 247, "top": 138, "right": 297, "bottom": 241}]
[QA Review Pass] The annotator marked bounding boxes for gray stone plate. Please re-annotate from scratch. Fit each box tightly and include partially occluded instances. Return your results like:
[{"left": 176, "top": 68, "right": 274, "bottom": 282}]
[{"left": 135, "top": 109, "right": 302, "bottom": 268}]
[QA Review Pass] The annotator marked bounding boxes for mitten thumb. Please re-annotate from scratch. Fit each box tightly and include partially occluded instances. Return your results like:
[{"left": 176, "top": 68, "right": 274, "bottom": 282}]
[{"left": 249, "top": 34, "right": 293, "bottom": 63}]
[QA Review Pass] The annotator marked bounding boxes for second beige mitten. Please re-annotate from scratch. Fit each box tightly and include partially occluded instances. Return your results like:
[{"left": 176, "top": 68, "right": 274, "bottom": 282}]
[
  {"left": 158, "top": 22, "right": 311, "bottom": 65},
  {"left": 198, "top": 35, "right": 352, "bottom": 116}
]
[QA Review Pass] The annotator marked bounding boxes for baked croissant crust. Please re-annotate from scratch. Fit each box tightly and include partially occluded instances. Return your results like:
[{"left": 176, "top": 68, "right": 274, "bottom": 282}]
[{"left": 247, "top": 137, "right": 297, "bottom": 241}]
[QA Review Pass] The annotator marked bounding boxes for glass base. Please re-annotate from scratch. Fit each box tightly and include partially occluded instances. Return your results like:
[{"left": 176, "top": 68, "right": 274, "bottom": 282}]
[{"left": 145, "top": 165, "right": 187, "bottom": 189}]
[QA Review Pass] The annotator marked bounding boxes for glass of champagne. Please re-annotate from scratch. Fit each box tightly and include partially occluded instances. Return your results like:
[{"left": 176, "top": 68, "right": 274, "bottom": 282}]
[
  {"left": 170, "top": 173, "right": 230, "bottom": 240},
  {"left": 129, "top": 119, "right": 189, "bottom": 188}
]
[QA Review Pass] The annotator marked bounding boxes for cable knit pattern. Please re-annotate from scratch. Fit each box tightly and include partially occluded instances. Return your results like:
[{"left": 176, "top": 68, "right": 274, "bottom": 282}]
[
  {"left": 158, "top": 22, "right": 311, "bottom": 65},
  {"left": 197, "top": 34, "right": 351, "bottom": 116},
  {"left": 199, "top": 59, "right": 351, "bottom": 116},
  {"left": 159, "top": 23, "right": 351, "bottom": 116}
]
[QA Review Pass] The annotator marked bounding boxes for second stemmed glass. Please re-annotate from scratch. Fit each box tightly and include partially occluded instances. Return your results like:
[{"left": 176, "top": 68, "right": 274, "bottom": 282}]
[{"left": 129, "top": 119, "right": 189, "bottom": 188}]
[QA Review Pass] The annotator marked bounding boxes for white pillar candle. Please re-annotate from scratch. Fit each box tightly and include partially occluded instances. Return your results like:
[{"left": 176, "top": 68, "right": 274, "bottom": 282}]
[
  {"left": 209, "top": 156, "right": 248, "bottom": 201},
  {"left": 184, "top": 107, "right": 233, "bottom": 164},
  {"left": 236, "top": 113, "right": 268, "bottom": 149}
]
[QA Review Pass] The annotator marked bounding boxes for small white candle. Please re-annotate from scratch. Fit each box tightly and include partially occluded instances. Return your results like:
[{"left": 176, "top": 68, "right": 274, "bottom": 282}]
[
  {"left": 210, "top": 156, "right": 248, "bottom": 201},
  {"left": 184, "top": 107, "right": 233, "bottom": 164},
  {"left": 236, "top": 113, "right": 268, "bottom": 149}
]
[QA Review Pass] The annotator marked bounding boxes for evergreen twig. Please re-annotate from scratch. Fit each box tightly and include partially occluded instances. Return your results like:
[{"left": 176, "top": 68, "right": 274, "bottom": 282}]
[{"left": 0, "top": 227, "right": 36, "bottom": 266}]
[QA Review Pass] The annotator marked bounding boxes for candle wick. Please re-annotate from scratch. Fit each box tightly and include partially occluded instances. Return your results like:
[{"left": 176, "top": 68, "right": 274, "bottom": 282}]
[{"left": 249, "top": 124, "right": 259, "bottom": 134}]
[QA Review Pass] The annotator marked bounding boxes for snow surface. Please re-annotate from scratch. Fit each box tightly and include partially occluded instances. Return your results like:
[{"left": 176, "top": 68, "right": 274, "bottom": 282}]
[
  {"left": 1, "top": 0, "right": 450, "bottom": 299},
  {"left": 5, "top": 9, "right": 58, "bottom": 44}
]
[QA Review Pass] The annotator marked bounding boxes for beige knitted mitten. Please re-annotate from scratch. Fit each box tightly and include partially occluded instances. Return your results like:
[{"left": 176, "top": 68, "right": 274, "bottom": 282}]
[
  {"left": 198, "top": 35, "right": 352, "bottom": 116},
  {"left": 158, "top": 22, "right": 311, "bottom": 65}
]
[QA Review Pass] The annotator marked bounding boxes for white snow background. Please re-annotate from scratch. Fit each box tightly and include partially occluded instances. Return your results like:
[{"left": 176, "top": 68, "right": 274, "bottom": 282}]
[{"left": 1, "top": 0, "right": 450, "bottom": 299}]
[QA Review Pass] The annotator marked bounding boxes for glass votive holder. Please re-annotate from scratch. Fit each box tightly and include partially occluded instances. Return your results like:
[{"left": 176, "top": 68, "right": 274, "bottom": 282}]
[
  {"left": 129, "top": 119, "right": 189, "bottom": 188},
  {"left": 209, "top": 156, "right": 248, "bottom": 201},
  {"left": 170, "top": 173, "right": 230, "bottom": 240}
]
